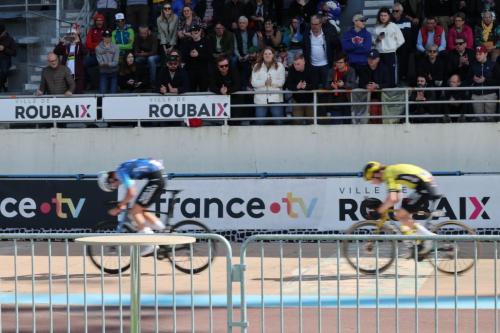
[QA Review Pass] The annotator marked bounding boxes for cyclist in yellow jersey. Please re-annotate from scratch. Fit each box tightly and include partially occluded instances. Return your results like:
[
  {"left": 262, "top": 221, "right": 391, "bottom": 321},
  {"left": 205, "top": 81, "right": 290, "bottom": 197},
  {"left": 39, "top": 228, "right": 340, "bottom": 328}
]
[{"left": 362, "top": 161, "right": 440, "bottom": 254}]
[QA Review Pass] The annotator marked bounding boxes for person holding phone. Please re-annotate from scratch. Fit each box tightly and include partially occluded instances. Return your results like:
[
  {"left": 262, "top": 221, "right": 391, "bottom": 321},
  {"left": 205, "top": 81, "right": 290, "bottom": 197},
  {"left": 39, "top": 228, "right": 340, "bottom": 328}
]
[{"left": 372, "top": 7, "right": 404, "bottom": 87}]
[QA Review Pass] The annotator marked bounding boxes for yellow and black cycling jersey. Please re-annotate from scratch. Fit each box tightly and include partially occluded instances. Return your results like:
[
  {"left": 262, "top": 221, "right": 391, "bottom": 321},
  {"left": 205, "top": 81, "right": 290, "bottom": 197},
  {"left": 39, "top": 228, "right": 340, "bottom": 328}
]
[{"left": 383, "top": 164, "right": 435, "bottom": 193}]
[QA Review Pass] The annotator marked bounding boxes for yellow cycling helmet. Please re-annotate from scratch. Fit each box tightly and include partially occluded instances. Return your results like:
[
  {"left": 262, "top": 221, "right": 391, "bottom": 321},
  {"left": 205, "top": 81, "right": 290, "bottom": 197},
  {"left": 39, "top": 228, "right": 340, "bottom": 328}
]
[{"left": 363, "top": 161, "right": 383, "bottom": 181}]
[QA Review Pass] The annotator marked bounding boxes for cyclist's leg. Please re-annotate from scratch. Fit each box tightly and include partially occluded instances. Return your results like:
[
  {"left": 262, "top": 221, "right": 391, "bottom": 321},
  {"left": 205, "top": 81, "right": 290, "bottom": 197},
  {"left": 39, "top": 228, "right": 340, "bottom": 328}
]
[
  {"left": 400, "top": 190, "right": 434, "bottom": 254},
  {"left": 135, "top": 172, "right": 166, "bottom": 230}
]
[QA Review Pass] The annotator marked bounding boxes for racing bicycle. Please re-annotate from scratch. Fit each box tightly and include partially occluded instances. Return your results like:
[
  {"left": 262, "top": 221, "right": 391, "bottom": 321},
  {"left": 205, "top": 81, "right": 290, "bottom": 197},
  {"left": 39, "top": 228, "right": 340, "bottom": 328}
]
[
  {"left": 87, "top": 189, "right": 217, "bottom": 275},
  {"left": 342, "top": 198, "right": 479, "bottom": 275}
]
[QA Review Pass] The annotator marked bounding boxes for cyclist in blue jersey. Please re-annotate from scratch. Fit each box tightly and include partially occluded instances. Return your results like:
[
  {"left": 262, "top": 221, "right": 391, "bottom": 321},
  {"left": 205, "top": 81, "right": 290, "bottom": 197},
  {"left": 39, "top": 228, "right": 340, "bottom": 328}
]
[{"left": 97, "top": 158, "right": 166, "bottom": 255}]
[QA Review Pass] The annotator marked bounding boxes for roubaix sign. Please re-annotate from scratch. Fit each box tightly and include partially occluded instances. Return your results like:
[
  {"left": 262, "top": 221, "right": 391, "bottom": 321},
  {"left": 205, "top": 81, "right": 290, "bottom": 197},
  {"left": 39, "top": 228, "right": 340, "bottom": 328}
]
[
  {"left": 102, "top": 95, "right": 231, "bottom": 120},
  {"left": 0, "top": 97, "right": 97, "bottom": 122}
]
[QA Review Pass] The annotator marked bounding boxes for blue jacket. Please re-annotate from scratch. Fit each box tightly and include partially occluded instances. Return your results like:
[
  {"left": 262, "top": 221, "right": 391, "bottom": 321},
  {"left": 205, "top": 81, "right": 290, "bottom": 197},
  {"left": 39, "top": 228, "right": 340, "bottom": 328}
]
[{"left": 341, "top": 27, "right": 372, "bottom": 66}]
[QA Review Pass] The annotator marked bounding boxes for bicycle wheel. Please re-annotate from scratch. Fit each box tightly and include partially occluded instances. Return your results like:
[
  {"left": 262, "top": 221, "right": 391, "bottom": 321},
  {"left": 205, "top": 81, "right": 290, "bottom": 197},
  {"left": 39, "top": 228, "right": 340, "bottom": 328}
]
[
  {"left": 87, "top": 220, "right": 133, "bottom": 274},
  {"left": 428, "top": 220, "right": 477, "bottom": 274},
  {"left": 166, "top": 220, "right": 217, "bottom": 274},
  {"left": 342, "top": 220, "right": 397, "bottom": 274}
]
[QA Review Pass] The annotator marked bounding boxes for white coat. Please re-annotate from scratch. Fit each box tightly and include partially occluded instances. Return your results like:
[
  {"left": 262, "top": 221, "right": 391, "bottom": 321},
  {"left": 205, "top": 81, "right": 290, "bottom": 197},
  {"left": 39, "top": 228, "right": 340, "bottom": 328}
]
[{"left": 251, "top": 62, "right": 286, "bottom": 104}]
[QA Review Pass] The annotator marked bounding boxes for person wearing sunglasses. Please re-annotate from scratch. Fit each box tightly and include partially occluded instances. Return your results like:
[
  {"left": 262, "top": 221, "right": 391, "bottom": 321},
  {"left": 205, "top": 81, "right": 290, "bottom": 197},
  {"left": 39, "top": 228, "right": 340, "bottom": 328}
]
[
  {"left": 341, "top": 13, "right": 371, "bottom": 75},
  {"left": 157, "top": 2, "right": 179, "bottom": 59},
  {"left": 418, "top": 44, "right": 446, "bottom": 88},
  {"left": 447, "top": 37, "right": 474, "bottom": 81}
]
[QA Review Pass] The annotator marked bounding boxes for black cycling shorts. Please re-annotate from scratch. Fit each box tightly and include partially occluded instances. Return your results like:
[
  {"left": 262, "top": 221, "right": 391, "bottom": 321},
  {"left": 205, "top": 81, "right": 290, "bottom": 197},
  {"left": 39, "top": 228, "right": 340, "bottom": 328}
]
[
  {"left": 401, "top": 182, "right": 439, "bottom": 213},
  {"left": 135, "top": 171, "right": 165, "bottom": 207}
]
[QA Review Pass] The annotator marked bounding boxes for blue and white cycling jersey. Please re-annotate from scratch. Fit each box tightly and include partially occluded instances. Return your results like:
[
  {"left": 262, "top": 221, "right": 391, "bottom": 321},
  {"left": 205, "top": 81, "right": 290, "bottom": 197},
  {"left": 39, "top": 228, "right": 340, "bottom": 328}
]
[{"left": 116, "top": 158, "right": 164, "bottom": 189}]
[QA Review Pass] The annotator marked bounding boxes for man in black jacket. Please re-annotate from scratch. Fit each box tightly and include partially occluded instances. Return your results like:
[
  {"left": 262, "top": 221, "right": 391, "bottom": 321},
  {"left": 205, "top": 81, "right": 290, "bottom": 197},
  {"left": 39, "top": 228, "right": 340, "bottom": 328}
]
[
  {"left": 447, "top": 37, "right": 475, "bottom": 82},
  {"left": 285, "top": 53, "right": 315, "bottom": 124},
  {"left": 0, "top": 24, "right": 16, "bottom": 92},
  {"left": 157, "top": 54, "right": 190, "bottom": 94},
  {"left": 182, "top": 24, "right": 210, "bottom": 92},
  {"left": 302, "top": 14, "right": 340, "bottom": 89}
]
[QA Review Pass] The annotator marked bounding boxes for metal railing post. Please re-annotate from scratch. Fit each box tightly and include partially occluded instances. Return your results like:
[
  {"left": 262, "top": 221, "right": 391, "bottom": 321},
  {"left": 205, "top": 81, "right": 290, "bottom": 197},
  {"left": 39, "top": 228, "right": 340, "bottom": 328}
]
[
  {"left": 313, "top": 91, "right": 318, "bottom": 125},
  {"left": 405, "top": 88, "right": 410, "bottom": 124}
]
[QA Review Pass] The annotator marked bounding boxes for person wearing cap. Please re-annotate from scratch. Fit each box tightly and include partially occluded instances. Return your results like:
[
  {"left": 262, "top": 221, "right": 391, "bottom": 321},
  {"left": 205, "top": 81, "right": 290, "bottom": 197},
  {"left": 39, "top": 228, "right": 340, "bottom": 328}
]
[
  {"left": 157, "top": 54, "right": 190, "bottom": 94},
  {"left": 96, "top": 0, "right": 119, "bottom": 30},
  {"left": 182, "top": 24, "right": 210, "bottom": 91},
  {"left": 341, "top": 13, "right": 371, "bottom": 74},
  {"left": 0, "top": 24, "right": 16, "bottom": 93},
  {"left": 54, "top": 25, "right": 87, "bottom": 94},
  {"left": 84, "top": 13, "right": 106, "bottom": 90},
  {"left": 112, "top": 13, "right": 135, "bottom": 57},
  {"left": 373, "top": 7, "right": 404, "bottom": 87},
  {"left": 125, "top": 0, "right": 149, "bottom": 31},
  {"left": 157, "top": 2, "right": 179, "bottom": 60},
  {"left": 447, "top": 12, "right": 473, "bottom": 52},
  {"left": 391, "top": 3, "right": 416, "bottom": 83},
  {"left": 468, "top": 45, "right": 497, "bottom": 122},
  {"left": 357, "top": 49, "right": 390, "bottom": 124},
  {"left": 134, "top": 26, "right": 159, "bottom": 89},
  {"left": 96, "top": 29, "right": 120, "bottom": 94},
  {"left": 447, "top": 37, "right": 475, "bottom": 81}
]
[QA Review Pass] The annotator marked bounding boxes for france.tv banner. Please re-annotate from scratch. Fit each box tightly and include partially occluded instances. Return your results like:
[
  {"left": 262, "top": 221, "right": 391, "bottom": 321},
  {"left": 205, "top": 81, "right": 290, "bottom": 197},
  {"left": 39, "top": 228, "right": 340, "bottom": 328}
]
[
  {"left": 0, "top": 97, "right": 97, "bottom": 122},
  {"left": 102, "top": 95, "right": 230, "bottom": 120}
]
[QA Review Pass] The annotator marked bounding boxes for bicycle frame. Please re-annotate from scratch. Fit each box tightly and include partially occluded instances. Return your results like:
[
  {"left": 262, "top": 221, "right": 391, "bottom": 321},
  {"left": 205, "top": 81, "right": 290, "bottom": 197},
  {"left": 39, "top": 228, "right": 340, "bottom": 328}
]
[{"left": 375, "top": 198, "right": 439, "bottom": 233}]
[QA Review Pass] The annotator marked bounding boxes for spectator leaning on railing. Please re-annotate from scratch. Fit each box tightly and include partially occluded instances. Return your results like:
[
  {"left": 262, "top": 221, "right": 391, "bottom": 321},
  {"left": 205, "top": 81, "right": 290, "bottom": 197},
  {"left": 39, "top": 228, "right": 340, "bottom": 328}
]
[
  {"left": 36, "top": 52, "right": 75, "bottom": 96},
  {"left": 157, "top": 54, "right": 190, "bottom": 94},
  {"left": 0, "top": 24, "right": 16, "bottom": 93},
  {"left": 441, "top": 74, "right": 468, "bottom": 123},
  {"left": 119, "top": 52, "right": 147, "bottom": 92},
  {"left": 326, "top": 52, "right": 357, "bottom": 124},
  {"left": 409, "top": 74, "right": 438, "bottom": 123},
  {"left": 285, "top": 53, "right": 314, "bottom": 124}
]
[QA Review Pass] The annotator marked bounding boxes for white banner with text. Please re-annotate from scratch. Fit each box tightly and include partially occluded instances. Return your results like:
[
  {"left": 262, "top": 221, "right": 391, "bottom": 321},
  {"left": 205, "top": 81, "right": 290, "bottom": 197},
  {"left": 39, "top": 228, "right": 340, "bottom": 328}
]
[
  {"left": 0, "top": 97, "right": 97, "bottom": 122},
  {"left": 122, "top": 176, "right": 500, "bottom": 231},
  {"left": 102, "top": 95, "right": 231, "bottom": 120}
]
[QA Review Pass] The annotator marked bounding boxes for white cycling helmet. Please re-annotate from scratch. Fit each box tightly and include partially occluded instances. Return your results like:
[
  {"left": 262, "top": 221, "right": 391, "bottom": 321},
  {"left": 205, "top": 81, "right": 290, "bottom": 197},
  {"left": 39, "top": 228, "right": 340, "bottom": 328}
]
[{"left": 97, "top": 171, "right": 115, "bottom": 192}]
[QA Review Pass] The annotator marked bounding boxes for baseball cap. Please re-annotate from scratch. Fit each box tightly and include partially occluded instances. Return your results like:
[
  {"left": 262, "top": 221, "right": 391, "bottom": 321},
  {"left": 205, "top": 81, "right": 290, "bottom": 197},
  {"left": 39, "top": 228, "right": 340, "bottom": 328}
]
[
  {"left": 368, "top": 49, "right": 380, "bottom": 59},
  {"left": 115, "top": 12, "right": 125, "bottom": 21},
  {"left": 476, "top": 45, "right": 487, "bottom": 54},
  {"left": 352, "top": 14, "right": 367, "bottom": 22},
  {"left": 190, "top": 24, "right": 202, "bottom": 32},
  {"left": 102, "top": 29, "right": 112, "bottom": 37},
  {"left": 94, "top": 13, "right": 105, "bottom": 21},
  {"left": 455, "top": 37, "right": 466, "bottom": 44}
]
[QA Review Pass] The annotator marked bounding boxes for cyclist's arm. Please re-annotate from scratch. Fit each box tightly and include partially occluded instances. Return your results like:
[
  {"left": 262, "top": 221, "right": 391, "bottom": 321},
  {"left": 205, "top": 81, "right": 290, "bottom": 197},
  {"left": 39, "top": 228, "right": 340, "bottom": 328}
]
[{"left": 377, "top": 191, "right": 400, "bottom": 214}]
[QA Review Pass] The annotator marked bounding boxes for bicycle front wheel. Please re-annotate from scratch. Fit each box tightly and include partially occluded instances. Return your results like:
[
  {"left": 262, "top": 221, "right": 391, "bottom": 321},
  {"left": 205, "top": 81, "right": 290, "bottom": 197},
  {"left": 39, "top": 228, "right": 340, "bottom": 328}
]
[
  {"left": 87, "top": 220, "right": 132, "bottom": 275},
  {"left": 342, "top": 220, "right": 397, "bottom": 274},
  {"left": 428, "top": 220, "right": 477, "bottom": 274},
  {"left": 167, "top": 220, "right": 217, "bottom": 274}
]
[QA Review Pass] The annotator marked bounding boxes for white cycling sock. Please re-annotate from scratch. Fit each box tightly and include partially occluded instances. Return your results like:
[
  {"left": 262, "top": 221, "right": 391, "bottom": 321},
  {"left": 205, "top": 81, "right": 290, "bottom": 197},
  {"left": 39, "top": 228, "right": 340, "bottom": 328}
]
[{"left": 414, "top": 223, "right": 434, "bottom": 236}]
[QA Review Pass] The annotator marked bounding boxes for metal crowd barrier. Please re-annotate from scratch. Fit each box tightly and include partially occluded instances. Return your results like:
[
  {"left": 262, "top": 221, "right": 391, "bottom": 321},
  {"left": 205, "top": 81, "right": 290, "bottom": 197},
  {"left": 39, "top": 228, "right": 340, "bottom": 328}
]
[
  {"left": 1, "top": 86, "right": 500, "bottom": 127},
  {"left": 1, "top": 232, "right": 499, "bottom": 332},
  {"left": 0, "top": 233, "right": 233, "bottom": 333},
  {"left": 239, "top": 234, "right": 500, "bottom": 333}
]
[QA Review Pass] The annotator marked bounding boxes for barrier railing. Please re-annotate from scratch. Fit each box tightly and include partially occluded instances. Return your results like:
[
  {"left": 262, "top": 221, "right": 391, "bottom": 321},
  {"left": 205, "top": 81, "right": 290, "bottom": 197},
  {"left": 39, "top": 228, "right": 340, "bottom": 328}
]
[
  {"left": 0, "top": 86, "right": 499, "bottom": 127},
  {"left": 0, "top": 233, "right": 233, "bottom": 333},
  {"left": 239, "top": 234, "right": 500, "bottom": 333}
]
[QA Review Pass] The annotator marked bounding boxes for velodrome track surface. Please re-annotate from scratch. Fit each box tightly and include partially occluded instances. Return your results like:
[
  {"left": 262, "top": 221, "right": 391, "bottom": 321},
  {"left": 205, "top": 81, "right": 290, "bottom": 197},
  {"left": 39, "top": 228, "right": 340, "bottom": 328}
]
[{"left": 0, "top": 242, "right": 498, "bottom": 332}]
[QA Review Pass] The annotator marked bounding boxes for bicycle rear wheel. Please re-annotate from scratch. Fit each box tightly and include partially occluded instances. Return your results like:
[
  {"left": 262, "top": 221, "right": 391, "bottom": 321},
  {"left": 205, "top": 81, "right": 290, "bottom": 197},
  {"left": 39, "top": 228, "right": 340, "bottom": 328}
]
[
  {"left": 428, "top": 220, "right": 477, "bottom": 274},
  {"left": 87, "top": 220, "right": 133, "bottom": 274},
  {"left": 342, "top": 220, "right": 397, "bottom": 274},
  {"left": 167, "top": 220, "right": 217, "bottom": 274}
]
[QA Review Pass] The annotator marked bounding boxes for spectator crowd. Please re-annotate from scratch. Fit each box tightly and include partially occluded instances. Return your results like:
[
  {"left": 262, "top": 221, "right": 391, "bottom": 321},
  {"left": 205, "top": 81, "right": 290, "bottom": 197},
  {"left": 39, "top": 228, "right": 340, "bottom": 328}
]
[{"left": 2, "top": 0, "right": 500, "bottom": 123}]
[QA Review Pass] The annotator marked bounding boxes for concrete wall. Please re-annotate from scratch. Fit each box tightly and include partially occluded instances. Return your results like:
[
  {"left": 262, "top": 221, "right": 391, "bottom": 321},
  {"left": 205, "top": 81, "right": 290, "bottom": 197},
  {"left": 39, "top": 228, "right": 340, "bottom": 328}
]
[{"left": 1, "top": 123, "right": 499, "bottom": 174}]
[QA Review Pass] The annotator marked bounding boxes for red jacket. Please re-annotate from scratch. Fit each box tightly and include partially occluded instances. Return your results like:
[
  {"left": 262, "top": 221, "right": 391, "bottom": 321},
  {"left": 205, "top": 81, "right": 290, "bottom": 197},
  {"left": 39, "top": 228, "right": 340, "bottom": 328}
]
[
  {"left": 420, "top": 25, "right": 444, "bottom": 48},
  {"left": 85, "top": 26, "right": 105, "bottom": 53}
]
